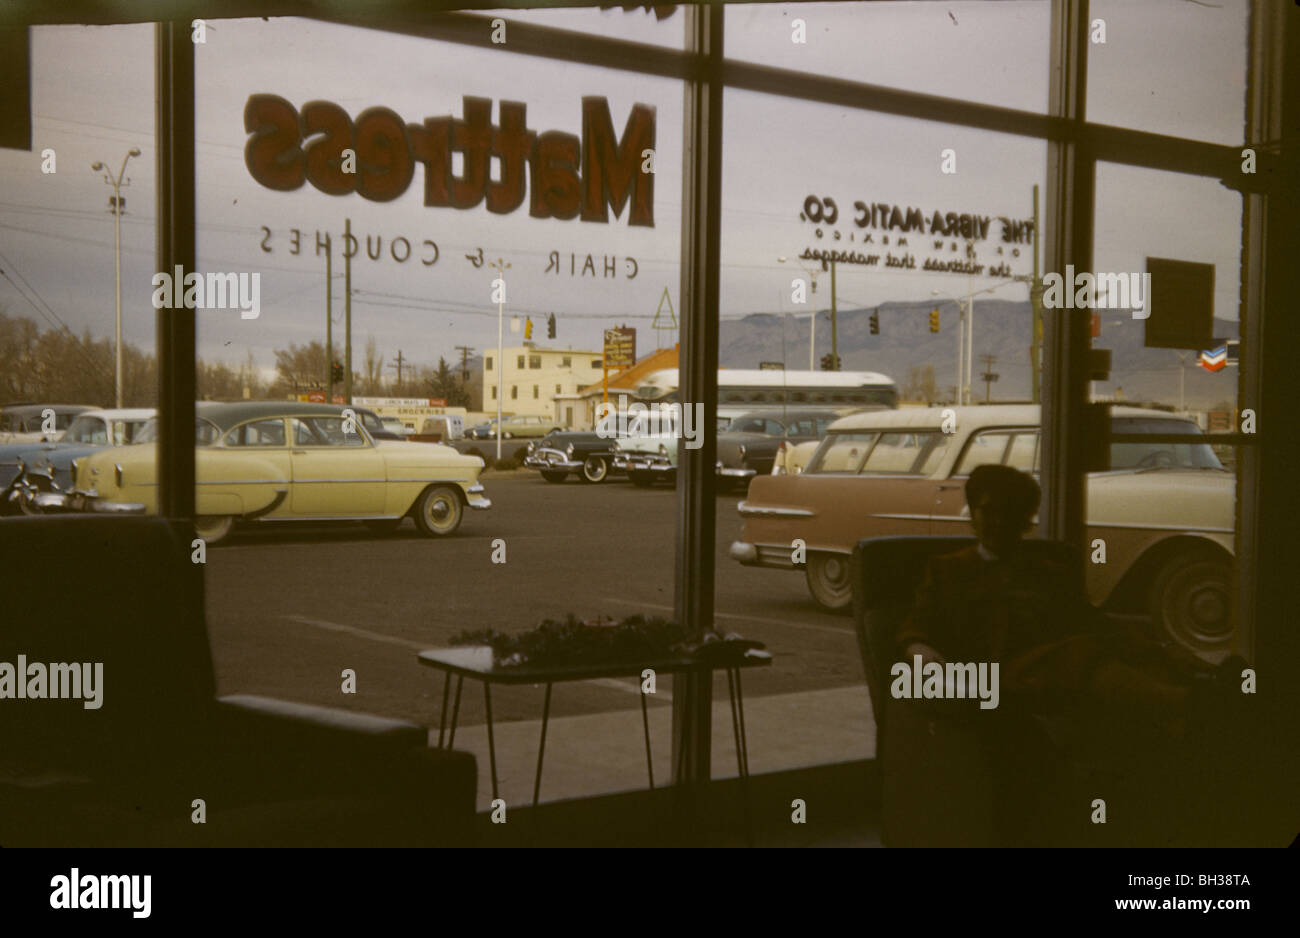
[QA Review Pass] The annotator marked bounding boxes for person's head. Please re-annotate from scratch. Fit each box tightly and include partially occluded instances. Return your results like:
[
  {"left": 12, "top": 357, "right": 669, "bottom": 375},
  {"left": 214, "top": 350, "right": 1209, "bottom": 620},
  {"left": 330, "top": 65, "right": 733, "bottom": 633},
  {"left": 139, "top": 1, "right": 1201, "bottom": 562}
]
[{"left": 965, "top": 464, "right": 1040, "bottom": 556}]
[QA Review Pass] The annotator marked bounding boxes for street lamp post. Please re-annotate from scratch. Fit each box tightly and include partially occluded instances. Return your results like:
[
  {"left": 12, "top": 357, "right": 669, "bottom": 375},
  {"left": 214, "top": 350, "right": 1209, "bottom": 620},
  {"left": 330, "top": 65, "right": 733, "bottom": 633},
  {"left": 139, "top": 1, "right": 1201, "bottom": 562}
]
[
  {"left": 91, "top": 148, "right": 141, "bottom": 408},
  {"left": 491, "top": 257, "right": 511, "bottom": 462},
  {"left": 931, "top": 288, "right": 967, "bottom": 404}
]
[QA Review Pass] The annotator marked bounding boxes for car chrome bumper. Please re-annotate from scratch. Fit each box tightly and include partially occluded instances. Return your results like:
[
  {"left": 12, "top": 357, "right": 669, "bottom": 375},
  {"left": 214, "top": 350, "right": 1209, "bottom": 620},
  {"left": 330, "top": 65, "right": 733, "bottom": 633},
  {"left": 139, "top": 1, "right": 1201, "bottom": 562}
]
[
  {"left": 34, "top": 490, "right": 147, "bottom": 514},
  {"left": 627, "top": 455, "right": 675, "bottom": 474},
  {"left": 523, "top": 450, "right": 582, "bottom": 471},
  {"left": 729, "top": 540, "right": 758, "bottom": 564},
  {"left": 717, "top": 466, "right": 757, "bottom": 479},
  {"left": 467, "top": 483, "right": 492, "bottom": 510}
]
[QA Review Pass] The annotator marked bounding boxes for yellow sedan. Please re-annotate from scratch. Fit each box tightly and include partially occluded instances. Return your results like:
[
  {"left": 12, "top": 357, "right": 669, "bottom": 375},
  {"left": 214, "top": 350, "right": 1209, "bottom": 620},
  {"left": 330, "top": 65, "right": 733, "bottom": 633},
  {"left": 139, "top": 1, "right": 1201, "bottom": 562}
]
[{"left": 55, "top": 401, "right": 490, "bottom": 544}]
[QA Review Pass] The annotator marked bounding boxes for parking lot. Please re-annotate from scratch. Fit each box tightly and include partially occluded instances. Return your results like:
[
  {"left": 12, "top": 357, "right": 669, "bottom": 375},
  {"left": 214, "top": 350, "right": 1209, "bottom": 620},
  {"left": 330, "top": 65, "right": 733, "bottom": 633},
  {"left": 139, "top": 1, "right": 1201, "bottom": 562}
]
[{"left": 204, "top": 471, "right": 867, "bottom": 730}]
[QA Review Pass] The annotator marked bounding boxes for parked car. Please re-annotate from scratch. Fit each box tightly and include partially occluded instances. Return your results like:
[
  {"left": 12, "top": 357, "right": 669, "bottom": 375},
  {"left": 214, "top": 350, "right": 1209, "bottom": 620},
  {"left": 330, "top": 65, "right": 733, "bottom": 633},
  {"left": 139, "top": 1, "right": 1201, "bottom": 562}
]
[
  {"left": 37, "top": 401, "right": 490, "bottom": 544},
  {"left": 381, "top": 416, "right": 414, "bottom": 438},
  {"left": 716, "top": 409, "right": 852, "bottom": 488},
  {"left": 1, "top": 409, "right": 156, "bottom": 512},
  {"left": 612, "top": 407, "right": 834, "bottom": 488},
  {"left": 411, "top": 414, "right": 465, "bottom": 442},
  {"left": 730, "top": 404, "right": 1234, "bottom": 657},
  {"left": 0, "top": 403, "right": 96, "bottom": 443},
  {"left": 523, "top": 430, "right": 623, "bottom": 483},
  {"left": 610, "top": 408, "right": 681, "bottom": 487}
]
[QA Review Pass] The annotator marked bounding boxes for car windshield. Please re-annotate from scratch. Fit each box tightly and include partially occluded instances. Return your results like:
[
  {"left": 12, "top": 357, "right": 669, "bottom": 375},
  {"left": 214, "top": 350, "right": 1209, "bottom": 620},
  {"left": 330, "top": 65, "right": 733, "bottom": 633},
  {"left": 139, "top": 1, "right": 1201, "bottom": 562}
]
[
  {"left": 63, "top": 415, "right": 109, "bottom": 445},
  {"left": 1109, "top": 418, "right": 1225, "bottom": 470}
]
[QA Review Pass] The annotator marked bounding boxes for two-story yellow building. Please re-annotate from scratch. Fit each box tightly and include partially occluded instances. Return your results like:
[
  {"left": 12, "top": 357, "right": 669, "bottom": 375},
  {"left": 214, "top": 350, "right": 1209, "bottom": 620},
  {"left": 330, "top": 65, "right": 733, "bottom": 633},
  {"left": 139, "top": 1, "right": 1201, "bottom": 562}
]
[{"left": 483, "top": 343, "right": 604, "bottom": 425}]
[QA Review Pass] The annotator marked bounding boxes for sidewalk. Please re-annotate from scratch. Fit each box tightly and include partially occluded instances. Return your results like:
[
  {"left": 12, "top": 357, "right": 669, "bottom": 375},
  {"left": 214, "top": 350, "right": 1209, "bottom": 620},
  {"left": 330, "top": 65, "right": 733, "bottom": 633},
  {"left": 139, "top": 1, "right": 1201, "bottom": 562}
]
[{"left": 430, "top": 682, "right": 876, "bottom": 812}]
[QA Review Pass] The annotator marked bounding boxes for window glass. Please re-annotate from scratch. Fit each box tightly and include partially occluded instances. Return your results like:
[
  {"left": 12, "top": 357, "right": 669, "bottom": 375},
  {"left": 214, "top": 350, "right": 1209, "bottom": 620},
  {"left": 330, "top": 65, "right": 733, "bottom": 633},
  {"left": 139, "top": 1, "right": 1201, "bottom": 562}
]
[
  {"left": 862, "top": 431, "right": 940, "bottom": 475},
  {"left": 726, "top": 2, "right": 1050, "bottom": 113},
  {"left": 807, "top": 432, "right": 877, "bottom": 473},
  {"left": 225, "top": 419, "right": 286, "bottom": 447},
  {"left": 293, "top": 416, "right": 366, "bottom": 446},
  {"left": 915, "top": 434, "right": 950, "bottom": 477},
  {"left": 66, "top": 417, "right": 108, "bottom": 445},
  {"left": 956, "top": 431, "right": 1014, "bottom": 475},
  {"left": 189, "top": 14, "right": 686, "bottom": 811},
  {"left": 1006, "top": 432, "right": 1038, "bottom": 472},
  {"left": 1087, "top": 0, "right": 1248, "bottom": 145}
]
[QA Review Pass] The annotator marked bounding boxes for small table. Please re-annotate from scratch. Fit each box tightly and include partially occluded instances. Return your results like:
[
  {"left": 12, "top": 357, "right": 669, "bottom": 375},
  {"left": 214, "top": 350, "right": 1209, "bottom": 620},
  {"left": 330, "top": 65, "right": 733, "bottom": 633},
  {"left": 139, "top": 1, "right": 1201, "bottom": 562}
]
[{"left": 417, "top": 646, "right": 772, "bottom": 809}]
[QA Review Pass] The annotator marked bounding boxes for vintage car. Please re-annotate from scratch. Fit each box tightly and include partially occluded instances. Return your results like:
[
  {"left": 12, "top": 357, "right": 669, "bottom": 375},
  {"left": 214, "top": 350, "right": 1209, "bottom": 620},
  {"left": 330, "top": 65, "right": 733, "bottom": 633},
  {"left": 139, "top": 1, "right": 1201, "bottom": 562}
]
[
  {"left": 38, "top": 401, "right": 490, "bottom": 544},
  {"left": 2, "top": 409, "right": 156, "bottom": 512},
  {"left": 609, "top": 408, "right": 685, "bottom": 487},
  {"left": 613, "top": 407, "right": 798, "bottom": 487},
  {"left": 716, "top": 409, "right": 855, "bottom": 487},
  {"left": 0, "top": 403, "right": 96, "bottom": 443},
  {"left": 522, "top": 430, "right": 625, "bottom": 483},
  {"left": 730, "top": 404, "right": 1234, "bottom": 657}
]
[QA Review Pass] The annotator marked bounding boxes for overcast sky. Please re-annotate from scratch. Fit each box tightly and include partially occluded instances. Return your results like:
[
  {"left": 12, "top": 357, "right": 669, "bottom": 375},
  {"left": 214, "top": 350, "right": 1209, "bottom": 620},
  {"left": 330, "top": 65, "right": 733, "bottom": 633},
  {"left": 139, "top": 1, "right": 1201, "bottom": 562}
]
[{"left": 0, "top": 0, "right": 1249, "bottom": 381}]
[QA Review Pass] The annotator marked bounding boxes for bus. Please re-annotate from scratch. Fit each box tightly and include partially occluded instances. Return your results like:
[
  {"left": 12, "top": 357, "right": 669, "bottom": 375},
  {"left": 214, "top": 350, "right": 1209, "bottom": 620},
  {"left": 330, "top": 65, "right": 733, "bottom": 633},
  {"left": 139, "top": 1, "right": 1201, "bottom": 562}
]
[{"left": 634, "top": 368, "right": 899, "bottom": 412}]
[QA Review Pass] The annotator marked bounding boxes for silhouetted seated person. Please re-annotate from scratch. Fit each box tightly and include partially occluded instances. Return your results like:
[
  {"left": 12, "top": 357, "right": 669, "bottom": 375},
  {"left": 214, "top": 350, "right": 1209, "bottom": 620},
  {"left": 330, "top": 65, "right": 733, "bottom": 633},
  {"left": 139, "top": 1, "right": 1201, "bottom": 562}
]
[{"left": 895, "top": 464, "right": 1237, "bottom": 843}]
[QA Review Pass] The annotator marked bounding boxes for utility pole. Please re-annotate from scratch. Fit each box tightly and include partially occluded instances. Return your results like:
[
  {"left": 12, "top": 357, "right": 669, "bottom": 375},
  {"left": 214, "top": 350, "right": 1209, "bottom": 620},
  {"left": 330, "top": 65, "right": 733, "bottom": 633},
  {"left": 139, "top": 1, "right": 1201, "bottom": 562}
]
[
  {"left": 829, "top": 258, "right": 838, "bottom": 370},
  {"left": 388, "top": 349, "right": 406, "bottom": 394},
  {"left": 491, "top": 257, "right": 511, "bottom": 462},
  {"left": 324, "top": 233, "right": 333, "bottom": 402},
  {"left": 91, "top": 148, "right": 141, "bottom": 408},
  {"left": 455, "top": 345, "right": 474, "bottom": 384},
  {"left": 344, "top": 217, "right": 353, "bottom": 405},
  {"left": 979, "top": 353, "right": 999, "bottom": 403}
]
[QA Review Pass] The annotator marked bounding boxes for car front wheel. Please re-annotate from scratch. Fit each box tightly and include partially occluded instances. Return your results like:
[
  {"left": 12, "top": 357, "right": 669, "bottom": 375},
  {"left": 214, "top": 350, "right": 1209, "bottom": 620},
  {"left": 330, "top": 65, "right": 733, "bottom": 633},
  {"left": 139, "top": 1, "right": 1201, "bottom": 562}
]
[
  {"left": 806, "top": 552, "right": 853, "bottom": 614},
  {"left": 413, "top": 486, "right": 464, "bottom": 537},
  {"left": 194, "top": 515, "right": 234, "bottom": 545},
  {"left": 581, "top": 456, "right": 608, "bottom": 483},
  {"left": 1148, "top": 551, "right": 1232, "bottom": 654}
]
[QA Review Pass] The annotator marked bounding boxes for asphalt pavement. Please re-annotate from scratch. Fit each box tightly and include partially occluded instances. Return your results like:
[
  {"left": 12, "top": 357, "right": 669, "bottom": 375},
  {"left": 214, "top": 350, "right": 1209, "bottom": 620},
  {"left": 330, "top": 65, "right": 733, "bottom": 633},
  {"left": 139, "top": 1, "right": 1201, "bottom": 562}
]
[{"left": 206, "top": 471, "right": 865, "bottom": 722}]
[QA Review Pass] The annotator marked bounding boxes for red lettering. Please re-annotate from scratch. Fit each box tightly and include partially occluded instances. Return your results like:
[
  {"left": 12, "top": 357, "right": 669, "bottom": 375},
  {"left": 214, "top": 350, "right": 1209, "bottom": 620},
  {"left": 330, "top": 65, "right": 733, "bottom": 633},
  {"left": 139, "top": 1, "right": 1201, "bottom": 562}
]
[
  {"left": 354, "top": 107, "right": 413, "bottom": 203},
  {"left": 580, "top": 97, "right": 654, "bottom": 226},
  {"left": 244, "top": 94, "right": 304, "bottom": 191}
]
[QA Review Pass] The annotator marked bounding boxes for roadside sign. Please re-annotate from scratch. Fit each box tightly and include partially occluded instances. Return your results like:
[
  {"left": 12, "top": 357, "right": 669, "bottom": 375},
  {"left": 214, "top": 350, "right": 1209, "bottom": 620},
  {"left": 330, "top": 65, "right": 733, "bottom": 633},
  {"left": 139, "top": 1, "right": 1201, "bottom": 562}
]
[{"left": 604, "top": 327, "right": 636, "bottom": 369}]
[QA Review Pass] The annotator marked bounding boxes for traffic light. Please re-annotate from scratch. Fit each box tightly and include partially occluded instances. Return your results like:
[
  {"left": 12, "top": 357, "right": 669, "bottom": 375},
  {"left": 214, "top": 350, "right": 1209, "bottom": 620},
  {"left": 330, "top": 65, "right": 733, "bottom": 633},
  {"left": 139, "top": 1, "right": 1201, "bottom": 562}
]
[
  {"left": 331, "top": 361, "right": 343, "bottom": 384},
  {"left": 869, "top": 311, "right": 880, "bottom": 335},
  {"left": 929, "top": 308, "right": 940, "bottom": 333},
  {"left": 547, "top": 313, "right": 556, "bottom": 339},
  {"left": 820, "top": 353, "right": 841, "bottom": 371},
  {"left": 524, "top": 317, "right": 533, "bottom": 340}
]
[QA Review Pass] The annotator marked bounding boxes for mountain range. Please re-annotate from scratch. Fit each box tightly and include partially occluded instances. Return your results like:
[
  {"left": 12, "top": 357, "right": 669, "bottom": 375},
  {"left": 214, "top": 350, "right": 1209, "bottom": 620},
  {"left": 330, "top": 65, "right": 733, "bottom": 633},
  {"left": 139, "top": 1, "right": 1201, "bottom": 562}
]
[{"left": 718, "top": 300, "right": 1240, "bottom": 410}]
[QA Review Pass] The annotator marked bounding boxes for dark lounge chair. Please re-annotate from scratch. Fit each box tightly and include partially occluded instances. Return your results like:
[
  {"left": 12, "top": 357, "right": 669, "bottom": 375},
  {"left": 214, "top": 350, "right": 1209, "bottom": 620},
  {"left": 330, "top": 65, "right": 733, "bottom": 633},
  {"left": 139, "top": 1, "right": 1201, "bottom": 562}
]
[
  {"left": 0, "top": 515, "right": 476, "bottom": 846},
  {"left": 849, "top": 534, "right": 1233, "bottom": 847}
]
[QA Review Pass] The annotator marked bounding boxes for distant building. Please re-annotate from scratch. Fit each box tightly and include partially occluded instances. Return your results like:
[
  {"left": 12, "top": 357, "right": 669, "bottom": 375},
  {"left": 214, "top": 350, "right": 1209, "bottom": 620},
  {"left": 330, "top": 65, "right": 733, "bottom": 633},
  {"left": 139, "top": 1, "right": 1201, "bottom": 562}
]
[
  {"left": 483, "top": 344, "right": 604, "bottom": 421},
  {"left": 567, "top": 344, "right": 680, "bottom": 429}
]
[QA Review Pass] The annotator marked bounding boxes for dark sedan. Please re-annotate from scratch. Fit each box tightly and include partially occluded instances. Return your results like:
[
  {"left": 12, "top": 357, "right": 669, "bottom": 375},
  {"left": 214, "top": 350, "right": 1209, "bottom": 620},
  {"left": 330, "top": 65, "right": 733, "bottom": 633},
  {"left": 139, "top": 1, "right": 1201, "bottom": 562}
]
[
  {"left": 522, "top": 430, "right": 622, "bottom": 483},
  {"left": 715, "top": 410, "right": 845, "bottom": 487}
]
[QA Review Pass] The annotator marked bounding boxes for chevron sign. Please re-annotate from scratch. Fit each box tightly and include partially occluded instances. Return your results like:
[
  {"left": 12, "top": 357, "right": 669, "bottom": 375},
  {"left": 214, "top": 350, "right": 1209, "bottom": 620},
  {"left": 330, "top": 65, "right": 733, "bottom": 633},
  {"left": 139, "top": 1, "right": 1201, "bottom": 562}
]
[{"left": 1199, "top": 345, "right": 1228, "bottom": 372}]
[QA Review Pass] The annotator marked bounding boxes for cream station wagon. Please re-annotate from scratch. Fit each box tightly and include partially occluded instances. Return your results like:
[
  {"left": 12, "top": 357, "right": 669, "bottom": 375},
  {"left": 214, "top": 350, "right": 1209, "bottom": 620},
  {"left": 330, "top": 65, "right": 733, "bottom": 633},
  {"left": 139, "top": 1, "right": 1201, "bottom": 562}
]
[
  {"left": 49, "top": 401, "right": 490, "bottom": 544},
  {"left": 731, "top": 405, "right": 1235, "bottom": 656}
]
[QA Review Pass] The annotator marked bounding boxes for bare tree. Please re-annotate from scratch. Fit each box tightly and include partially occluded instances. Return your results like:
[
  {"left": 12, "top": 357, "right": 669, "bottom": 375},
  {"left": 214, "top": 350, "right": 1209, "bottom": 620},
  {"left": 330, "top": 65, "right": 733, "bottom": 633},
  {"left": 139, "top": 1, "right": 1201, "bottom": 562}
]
[{"left": 362, "top": 335, "right": 385, "bottom": 395}]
